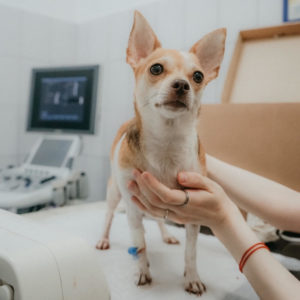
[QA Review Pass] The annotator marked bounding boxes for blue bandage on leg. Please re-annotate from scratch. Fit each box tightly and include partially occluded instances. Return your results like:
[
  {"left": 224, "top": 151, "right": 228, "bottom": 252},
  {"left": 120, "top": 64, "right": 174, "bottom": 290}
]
[{"left": 128, "top": 247, "right": 139, "bottom": 258}]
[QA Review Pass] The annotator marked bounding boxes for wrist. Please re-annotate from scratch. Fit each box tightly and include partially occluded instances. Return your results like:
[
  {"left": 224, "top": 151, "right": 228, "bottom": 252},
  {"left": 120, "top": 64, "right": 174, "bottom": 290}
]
[
  {"left": 210, "top": 196, "right": 240, "bottom": 233},
  {"left": 212, "top": 202, "right": 260, "bottom": 262}
]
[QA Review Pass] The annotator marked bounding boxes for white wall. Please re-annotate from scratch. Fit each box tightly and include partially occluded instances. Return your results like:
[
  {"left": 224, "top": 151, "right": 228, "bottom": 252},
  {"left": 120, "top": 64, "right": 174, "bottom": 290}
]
[
  {"left": 0, "top": 0, "right": 160, "bottom": 23},
  {"left": 75, "top": 0, "right": 160, "bottom": 22},
  {"left": 0, "top": 0, "right": 78, "bottom": 22},
  {"left": 0, "top": 0, "right": 283, "bottom": 201},
  {"left": 0, "top": 4, "right": 77, "bottom": 164}
]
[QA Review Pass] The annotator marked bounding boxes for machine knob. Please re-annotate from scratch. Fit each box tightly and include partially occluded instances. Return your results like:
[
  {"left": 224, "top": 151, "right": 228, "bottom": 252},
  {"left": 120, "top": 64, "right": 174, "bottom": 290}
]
[{"left": 24, "top": 177, "right": 32, "bottom": 187}]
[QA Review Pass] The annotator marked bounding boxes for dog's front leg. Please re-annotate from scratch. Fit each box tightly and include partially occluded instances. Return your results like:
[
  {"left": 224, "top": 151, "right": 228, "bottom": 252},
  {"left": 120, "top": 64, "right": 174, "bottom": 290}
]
[
  {"left": 126, "top": 201, "right": 152, "bottom": 285},
  {"left": 184, "top": 224, "right": 206, "bottom": 295}
]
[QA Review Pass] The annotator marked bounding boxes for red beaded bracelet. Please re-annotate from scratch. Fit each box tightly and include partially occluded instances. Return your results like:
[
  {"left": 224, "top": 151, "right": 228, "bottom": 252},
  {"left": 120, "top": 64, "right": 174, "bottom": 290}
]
[{"left": 239, "top": 242, "right": 269, "bottom": 273}]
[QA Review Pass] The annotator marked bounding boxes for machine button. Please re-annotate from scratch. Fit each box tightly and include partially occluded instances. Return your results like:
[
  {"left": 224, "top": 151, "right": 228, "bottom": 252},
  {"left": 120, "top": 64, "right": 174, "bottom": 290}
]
[
  {"left": 0, "top": 284, "right": 14, "bottom": 300},
  {"left": 24, "top": 178, "right": 32, "bottom": 188},
  {"left": 40, "top": 176, "right": 56, "bottom": 184}
]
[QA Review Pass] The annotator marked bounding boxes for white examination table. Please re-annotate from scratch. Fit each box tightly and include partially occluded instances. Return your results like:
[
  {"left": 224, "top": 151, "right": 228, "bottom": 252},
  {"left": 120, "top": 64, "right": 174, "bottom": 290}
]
[{"left": 1, "top": 202, "right": 299, "bottom": 300}]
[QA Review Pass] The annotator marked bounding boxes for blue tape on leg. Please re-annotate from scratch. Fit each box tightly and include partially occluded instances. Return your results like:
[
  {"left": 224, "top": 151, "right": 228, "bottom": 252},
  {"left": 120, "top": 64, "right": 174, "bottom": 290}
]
[{"left": 128, "top": 247, "right": 138, "bottom": 258}]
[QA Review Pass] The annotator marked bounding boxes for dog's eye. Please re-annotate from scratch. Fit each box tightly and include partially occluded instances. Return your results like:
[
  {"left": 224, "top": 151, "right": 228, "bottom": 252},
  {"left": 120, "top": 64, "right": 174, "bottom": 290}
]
[
  {"left": 193, "top": 71, "right": 204, "bottom": 83},
  {"left": 150, "top": 64, "right": 164, "bottom": 75}
]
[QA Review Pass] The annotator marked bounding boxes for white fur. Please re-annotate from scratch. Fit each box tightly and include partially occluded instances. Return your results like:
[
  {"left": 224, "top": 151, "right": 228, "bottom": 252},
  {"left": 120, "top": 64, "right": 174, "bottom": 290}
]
[
  {"left": 140, "top": 113, "right": 201, "bottom": 186},
  {"left": 97, "top": 12, "right": 225, "bottom": 295},
  {"left": 108, "top": 51, "right": 206, "bottom": 291},
  {"left": 97, "top": 51, "right": 206, "bottom": 292}
]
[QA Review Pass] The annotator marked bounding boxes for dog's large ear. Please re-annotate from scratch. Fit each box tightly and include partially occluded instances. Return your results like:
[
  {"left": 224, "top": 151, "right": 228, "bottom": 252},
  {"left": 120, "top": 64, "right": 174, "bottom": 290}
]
[
  {"left": 190, "top": 28, "right": 226, "bottom": 83},
  {"left": 127, "top": 11, "right": 161, "bottom": 68}
]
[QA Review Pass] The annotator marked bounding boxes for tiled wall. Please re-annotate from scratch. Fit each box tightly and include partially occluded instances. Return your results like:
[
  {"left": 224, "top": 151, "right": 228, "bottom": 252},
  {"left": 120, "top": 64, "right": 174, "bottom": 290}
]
[
  {"left": 0, "top": 4, "right": 77, "bottom": 165},
  {"left": 0, "top": 0, "right": 283, "bottom": 201}
]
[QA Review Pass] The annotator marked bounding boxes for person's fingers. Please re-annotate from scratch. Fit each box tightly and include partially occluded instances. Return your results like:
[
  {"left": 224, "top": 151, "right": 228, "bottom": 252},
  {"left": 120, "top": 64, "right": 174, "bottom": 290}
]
[
  {"left": 132, "top": 192, "right": 162, "bottom": 217},
  {"left": 133, "top": 171, "right": 171, "bottom": 208},
  {"left": 128, "top": 179, "right": 169, "bottom": 217},
  {"left": 131, "top": 195, "right": 184, "bottom": 223},
  {"left": 131, "top": 195, "right": 147, "bottom": 211},
  {"left": 141, "top": 172, "right": 189, "bottom": 206},
  {"left": 129, "top": 178, "right": 194, "bottom": 224},
  {"left": 177, "top": 171, "right": 213, "bottom": 191},
  {"left": 128, "top": 180, "right": 142, "bottom": 198},
  {"left": 132, "top": 170, "right": 212, "bottom": 219},
  {"left": 128, "top": 179, "right": 158, "bottom": 210},
  {"left": 131, "top": 170, "right": 215, "bottom": 224},
  {"left": 131, "top": 193, "right": 202, "bottom": 225}
]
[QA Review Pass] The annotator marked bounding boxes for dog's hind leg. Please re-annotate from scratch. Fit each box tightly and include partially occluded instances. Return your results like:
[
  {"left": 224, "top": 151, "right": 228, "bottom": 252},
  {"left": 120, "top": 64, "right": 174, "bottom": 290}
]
[
  {"left": 157, "top": 220, "right": 180, "bottom": 244},
  {"left": 96, "top": 177, "right": 121, "bottom": 250},
  {"left": 184, "top": 224, "right": 206, "bottom": 295}
]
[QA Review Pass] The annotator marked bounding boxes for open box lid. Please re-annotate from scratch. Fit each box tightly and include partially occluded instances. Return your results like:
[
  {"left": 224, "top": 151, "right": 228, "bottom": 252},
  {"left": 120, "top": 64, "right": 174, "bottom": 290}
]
[
  {"left": 200, "top": 23, "right": 300, "bottom": 191},
  {"left": 222, "top": 22, "right": 300, "bottom": 103}
]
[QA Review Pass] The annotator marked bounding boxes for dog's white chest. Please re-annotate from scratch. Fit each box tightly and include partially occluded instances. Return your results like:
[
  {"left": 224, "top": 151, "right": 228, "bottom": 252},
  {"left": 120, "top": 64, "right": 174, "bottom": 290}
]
[{"left": 144, "top": 134, "right": 201, "bottom": 188}]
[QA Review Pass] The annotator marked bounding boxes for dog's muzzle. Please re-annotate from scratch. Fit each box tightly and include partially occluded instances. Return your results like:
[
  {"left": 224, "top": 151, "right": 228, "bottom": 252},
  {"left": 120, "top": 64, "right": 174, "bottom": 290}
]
[
  {"left": 172, "top": 79, "right": 190, "bottom": 95},
  {"left": 163, "top": 79, "right": 190, "bottom": 110}
]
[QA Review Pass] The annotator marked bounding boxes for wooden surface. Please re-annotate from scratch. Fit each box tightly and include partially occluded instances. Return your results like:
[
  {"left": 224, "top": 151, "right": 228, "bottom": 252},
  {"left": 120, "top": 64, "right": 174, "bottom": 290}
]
[{"left": 198, "top": 103, "right": 300, "bottom": 192}]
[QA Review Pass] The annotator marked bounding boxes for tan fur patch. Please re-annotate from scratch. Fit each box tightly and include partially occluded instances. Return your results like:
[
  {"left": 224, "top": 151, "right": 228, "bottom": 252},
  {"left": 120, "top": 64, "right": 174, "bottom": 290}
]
[
  {"left": 118, "top": 121, "right": 144, "bottom": 170},
  {"left": 110, "top": 120, "right": 132, "bottom": 160},
  {"left": 119, "top": 138, "right": 138, "bottom": 169},
  {"left": 198, "top": 137, "right": 207, "bottom": 176},
  {"left": 111, "top": 102, "right": 145, "bottom": 170}
]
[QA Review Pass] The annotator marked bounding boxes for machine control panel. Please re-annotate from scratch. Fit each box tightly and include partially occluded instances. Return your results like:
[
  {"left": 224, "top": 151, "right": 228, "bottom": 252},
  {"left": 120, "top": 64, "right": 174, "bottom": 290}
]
[{"left": 0, "top": 135, "right": 88, "bottom": 212}]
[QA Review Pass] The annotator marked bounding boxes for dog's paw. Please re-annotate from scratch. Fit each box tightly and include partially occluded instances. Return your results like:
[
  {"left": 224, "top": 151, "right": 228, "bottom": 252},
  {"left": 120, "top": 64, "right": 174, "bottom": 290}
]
[
  {"left": 163, "top": 235, "right": 180, "bottom": 245},
  {"left": 96, "top": 238, "right": 110, "bottom": 250},
  {"left": 184, "top": 273, "right": 206, "bottom": 296},
  {"left": 136, "top": 271, "right": 152, "bottom": 286}
]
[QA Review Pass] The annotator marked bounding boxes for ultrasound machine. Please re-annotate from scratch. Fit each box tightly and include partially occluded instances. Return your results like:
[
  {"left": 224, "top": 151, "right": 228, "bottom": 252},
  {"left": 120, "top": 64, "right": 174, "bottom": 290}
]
[{"left": 0, "top": 65, "right": 99, "bottom": 213}]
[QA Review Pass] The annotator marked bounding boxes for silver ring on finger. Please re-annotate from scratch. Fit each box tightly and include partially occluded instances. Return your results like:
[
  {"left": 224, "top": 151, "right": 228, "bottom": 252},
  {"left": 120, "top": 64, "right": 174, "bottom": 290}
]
[
  {"left": 163, "top": 209, "right": 169, "bottom": 220},
  {"left": 177, "top": 190, "right": 190, "bottom": 207}
]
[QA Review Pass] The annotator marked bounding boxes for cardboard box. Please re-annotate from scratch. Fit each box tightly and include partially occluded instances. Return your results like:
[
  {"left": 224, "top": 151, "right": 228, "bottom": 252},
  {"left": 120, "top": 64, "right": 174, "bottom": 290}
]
[
  {"left": 198, "top": 103, "right": 300, "bottom": 192},
  {"left": 222, "top": 22, "right": 300, "bottom": 104},
  {"left": 199, "top": 23, "right": 300, "bottom": 192}
]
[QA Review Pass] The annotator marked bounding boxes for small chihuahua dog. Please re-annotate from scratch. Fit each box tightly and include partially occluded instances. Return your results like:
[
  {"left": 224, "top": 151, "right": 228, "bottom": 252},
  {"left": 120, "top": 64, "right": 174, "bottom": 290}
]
[{"left": 96, "top": 11, "right": 226, "bottom": 295}]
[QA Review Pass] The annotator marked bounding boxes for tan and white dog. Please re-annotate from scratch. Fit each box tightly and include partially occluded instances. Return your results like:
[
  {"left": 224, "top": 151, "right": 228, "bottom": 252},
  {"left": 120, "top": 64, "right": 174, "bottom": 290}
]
[{"left": 96, "top": 11, "right": 226, "bottom": 295}]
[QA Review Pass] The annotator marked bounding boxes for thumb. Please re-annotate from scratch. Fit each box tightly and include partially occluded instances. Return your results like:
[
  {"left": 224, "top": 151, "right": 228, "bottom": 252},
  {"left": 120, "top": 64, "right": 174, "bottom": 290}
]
[{"left": 177, "top": 172, "right": 212, "bottom": 191}]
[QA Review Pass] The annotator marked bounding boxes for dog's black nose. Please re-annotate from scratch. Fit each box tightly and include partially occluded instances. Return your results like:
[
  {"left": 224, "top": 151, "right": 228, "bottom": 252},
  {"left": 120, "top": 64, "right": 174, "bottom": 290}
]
[{"left": 171, "top": 79, "right": 190, "bottom": 95}]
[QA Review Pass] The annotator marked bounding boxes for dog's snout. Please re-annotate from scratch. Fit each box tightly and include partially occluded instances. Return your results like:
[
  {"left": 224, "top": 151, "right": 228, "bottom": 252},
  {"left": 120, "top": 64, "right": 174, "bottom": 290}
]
[{"left": 172, "top": 80, "right": 190, "bottom": 95}]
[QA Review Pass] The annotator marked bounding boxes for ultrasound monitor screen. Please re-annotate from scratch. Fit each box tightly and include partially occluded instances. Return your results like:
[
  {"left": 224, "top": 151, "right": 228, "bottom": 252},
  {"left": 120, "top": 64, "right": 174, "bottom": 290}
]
[
  {"left": 30, "top": 139, "right": 72, "bottom": 167},
  {"left": 40, "top": 77, "right": 87, "bottom": 123},
  {"left": 28, "top": 66, "right": 98, "bottom": 134}
]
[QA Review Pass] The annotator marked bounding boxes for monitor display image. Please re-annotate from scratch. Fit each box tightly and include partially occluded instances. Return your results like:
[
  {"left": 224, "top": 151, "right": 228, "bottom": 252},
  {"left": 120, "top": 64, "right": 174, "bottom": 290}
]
[
  {"left": 28, "top": 66, "right": 99, "bottom": 134},
  {"left": 30, "top": 139, "right": 72, "bottom": 167}
]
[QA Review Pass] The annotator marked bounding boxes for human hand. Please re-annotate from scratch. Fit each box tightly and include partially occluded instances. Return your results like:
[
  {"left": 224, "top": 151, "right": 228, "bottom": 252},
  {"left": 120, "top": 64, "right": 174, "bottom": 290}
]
[{"left": 128, "top": 170, "right": 237, "bottom": 231}]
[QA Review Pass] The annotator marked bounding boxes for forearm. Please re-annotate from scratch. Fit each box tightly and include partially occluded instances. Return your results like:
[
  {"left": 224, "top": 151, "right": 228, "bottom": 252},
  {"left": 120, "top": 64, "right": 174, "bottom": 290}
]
[
  {"left": 131, "top": 168, "right": 300, "bottom": 298},
  {"left": 213, "top": 205, "right": 300, "bottom": 300},
  {"left": 206, "top": 155, "right": 300, "bottom": 232}
]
